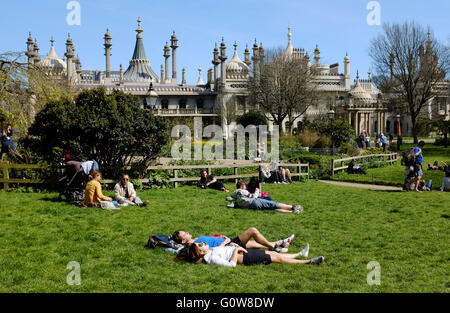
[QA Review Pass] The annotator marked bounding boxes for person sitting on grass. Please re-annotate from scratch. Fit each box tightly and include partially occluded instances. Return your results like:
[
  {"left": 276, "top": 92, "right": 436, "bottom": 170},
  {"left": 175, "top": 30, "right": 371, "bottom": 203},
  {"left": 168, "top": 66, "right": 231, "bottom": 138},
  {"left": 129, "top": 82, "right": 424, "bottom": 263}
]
[
  {"left": 174, "top": 242, "right": 324, "bottom": 267},
  {"left": 82, "top": 170, "right": 114, "bottom": 207},
  {"left": 260, "top": 164, "right": 283, "bottom": 184},
  {"left": 440, "top": 171, "right": 450, "bottom": 192},
  {"left": 347, "top": 159, "right": 367, "bottom": 175},
  {"left": 198, "top": 170, "right": 229, "bottom": 192},
  {"left": 231, "top": 180, "right": 304, "bottom": 213},
  {"left": 171, "top": 227, "right": 304, "bottom": 254},
  {"left": 114, "top": 174, "right": 149, "bottom": 207},
  {"left": 247, "top": 177, "right": 272, "bottom": 201}
]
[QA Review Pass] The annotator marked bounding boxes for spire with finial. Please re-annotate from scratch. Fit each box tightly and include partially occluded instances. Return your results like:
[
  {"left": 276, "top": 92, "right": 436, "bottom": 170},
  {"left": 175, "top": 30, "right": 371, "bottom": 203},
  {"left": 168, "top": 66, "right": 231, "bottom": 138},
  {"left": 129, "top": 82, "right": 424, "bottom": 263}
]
[
  {"left": 136, "top": 17, "right": 143, "bottom": 39},
  {"left": 244, "top": 43, "right": 251, "bottom": 66},
  {"left": 288, "top": 25, "right": 292, "bottom": 43},
  {"left": 196, "top": 66, "right": 204, "bottom": 85}
]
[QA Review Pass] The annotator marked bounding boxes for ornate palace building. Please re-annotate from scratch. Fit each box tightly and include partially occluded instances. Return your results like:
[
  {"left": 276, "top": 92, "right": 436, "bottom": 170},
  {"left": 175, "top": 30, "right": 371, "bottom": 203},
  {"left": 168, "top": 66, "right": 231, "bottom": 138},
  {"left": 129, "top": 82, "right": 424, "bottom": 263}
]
[{"left": 25, "top": 18, "right": 449, "bottom": 137}]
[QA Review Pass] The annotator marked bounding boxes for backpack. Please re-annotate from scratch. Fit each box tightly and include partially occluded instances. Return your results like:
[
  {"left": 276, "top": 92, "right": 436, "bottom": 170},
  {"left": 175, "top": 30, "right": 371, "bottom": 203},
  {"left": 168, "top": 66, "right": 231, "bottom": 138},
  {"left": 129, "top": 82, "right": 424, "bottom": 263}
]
[
  {"left": 66, "top": 188, "right": 85, "bottom": 203},
  {"left": 401, "top": 148, "right": 416, "bottom": 166},
  {"left": 145, "top": 234, "right": 184, "bottom": 251}
]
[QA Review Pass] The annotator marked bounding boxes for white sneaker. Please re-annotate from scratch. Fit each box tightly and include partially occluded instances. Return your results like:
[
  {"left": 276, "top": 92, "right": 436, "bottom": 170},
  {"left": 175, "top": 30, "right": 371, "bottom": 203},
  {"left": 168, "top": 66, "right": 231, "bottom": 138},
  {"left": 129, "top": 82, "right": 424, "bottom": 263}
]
[
  {"left": 280, "top": 234, "right": 295, "bottom": 249},
  {"left": 227, "top": 203, "right": 235, "bottom": 208},
  {"left": 300, "top": 243, "right": 309, "bottom": 257}
]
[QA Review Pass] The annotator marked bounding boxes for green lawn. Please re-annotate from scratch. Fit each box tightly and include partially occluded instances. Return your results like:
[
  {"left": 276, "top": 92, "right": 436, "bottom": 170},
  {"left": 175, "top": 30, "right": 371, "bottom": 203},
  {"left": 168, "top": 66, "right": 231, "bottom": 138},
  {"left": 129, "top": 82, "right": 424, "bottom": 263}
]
[
  {"left": 333, "top": 144, "right": 450, "bottom": 187},
  {"left": 0, "top": 180, "right": 449, "bottom": 292}
]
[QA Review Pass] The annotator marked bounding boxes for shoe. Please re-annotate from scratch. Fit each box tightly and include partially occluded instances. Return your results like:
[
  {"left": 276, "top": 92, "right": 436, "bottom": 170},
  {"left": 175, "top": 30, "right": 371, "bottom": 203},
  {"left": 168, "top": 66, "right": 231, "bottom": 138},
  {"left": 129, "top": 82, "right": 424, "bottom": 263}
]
[
  {"left": 280, "top": 234, "right": 295, "bottom": 249},
  {"left": 140, "top": 200, "right": 149, "bottom": 207},
  {"left": 310, "top": 256, "right": 324, "bottom": 265},
  {"left": 227, "top": 203, "right": 235, "bottom": 208},
  {"left": 282, "top": 181, "right": 288, "bottom": 184},
  {"left": 300, "top": 243, "right": 309, "bottom": 257},
  {"left": 226, "top": 196, "right": 234, "bottom": 201},
  {"left": 293, "top": 205, "right": 304, "bottom": 214}
]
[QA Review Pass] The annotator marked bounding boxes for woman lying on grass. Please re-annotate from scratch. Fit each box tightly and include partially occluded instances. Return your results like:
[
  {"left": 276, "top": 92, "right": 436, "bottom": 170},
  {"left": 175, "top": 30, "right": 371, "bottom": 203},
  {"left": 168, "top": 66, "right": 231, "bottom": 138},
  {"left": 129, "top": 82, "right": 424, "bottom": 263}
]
[{"left": 175, "top": 242, "right": 324, "bottom": 267}]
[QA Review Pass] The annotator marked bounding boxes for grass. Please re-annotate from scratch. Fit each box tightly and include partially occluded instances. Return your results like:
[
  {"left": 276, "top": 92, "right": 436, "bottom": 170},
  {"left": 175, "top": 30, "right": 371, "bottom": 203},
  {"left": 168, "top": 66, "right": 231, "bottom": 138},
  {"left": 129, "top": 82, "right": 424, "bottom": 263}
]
[
  {"left": 332, "top": 144, "right": 450, "bottom": 187},
  {"left": 0, "top": 180, "right": 449, "bottom": 293}
]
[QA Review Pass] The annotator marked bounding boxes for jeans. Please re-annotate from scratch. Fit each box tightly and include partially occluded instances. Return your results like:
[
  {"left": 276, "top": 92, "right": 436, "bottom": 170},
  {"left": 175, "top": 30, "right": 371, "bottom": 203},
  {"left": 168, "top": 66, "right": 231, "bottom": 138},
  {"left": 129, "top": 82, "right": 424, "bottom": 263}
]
[
  {"left": 250, "top": 198, "right": 279, "bottom": 210},
  {"left": 118, "top": 196, "right": 144, "bottom": 206}
]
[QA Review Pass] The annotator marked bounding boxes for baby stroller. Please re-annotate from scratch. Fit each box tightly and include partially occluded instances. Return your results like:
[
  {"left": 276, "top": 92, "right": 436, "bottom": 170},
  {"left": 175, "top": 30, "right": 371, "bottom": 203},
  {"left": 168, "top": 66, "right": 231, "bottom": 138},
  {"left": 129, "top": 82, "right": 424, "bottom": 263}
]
[{"left": 59, "top": 160, "right": 99, "bottom": 203}]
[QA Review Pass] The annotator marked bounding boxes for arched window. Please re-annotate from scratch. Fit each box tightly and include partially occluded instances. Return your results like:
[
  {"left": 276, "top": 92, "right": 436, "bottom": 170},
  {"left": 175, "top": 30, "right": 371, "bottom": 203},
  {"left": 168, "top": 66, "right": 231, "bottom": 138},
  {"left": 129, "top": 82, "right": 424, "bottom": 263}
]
[
  {"left": 161, "top": 98, "right": 169, "bottom": 109},
  {"left": 297, "top": 121, "right": 303, "bottom": 132},
  {"left": 179, "top": 99, "right": 187, "bottom": 109}
]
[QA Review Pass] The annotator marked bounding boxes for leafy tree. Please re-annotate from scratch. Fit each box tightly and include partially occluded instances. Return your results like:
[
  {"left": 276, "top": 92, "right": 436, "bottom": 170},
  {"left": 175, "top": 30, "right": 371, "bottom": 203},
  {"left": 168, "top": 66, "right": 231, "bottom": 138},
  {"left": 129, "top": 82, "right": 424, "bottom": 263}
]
[
  {"left": 27, "top": 87, "right": 168, "bottom": 178},
  {"left": 306, "top": 118, "right": 354, "bottom": 148},
  {"left": 0, "top": 52, "right": 71, "bottom": 137},
  {"left": 415, "top": 118, "right": 450, "bottom": 147},
  {"left": 235, "top": 110, "right": 267, "bottom": 128}
]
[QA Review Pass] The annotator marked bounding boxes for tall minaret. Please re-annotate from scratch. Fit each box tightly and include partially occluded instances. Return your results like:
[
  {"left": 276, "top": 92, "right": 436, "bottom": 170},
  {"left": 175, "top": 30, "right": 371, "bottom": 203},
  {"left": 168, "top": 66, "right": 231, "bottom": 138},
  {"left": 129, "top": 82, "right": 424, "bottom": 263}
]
[
  {"left": 104, "top": 28, "right": 112, "bottom": 82},
  {"left": 344, "top": 52, "right": 350, "bottom": 89},
  {"left": 181, "top": 68, "right": 186, "bottom": 86},
  {"left": 314, "top": 44, "right": 320, "bottom": 65},
  {"left": 160, "top": 64, "right": 164, "bottom": 83},
  {"left": 26, "top": 32, "right": 35, "bottom": 67},
  {"left": 163, "top": 41, "right": 170, "bottom": 84},
  {"left": 252, "top": 39, "right": 259, "bottom": 78},
  {"left": 65, "top": 33, "right": 75, "bottom": 85},
  {"left": 219, "top": 38, "right": 228, "bottom": 86},
  {"left": 33, "top": 38, "right": 40, "bottom": 64},
  {"left": 170, "top": 31, "right": 178, "bottom": 84},
  {"left": 244, "top": 44, "right": 251, "bottom": 67},
  {"left": 212, "top": 43, "right": 220, "bottom": 83},
  {"left": 119, "top": 64, "right": 124, "bottom": 84},
  {"left": 258, "top": 42, "right": 265, "bottom": 75}
]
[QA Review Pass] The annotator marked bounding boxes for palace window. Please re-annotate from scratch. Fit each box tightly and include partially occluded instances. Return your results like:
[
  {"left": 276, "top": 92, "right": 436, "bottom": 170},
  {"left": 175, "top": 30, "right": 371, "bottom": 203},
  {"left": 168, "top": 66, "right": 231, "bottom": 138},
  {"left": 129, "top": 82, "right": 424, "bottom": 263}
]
[
  {"left": 179, "top": 99, "right": 187, "bottom": 109},
  {"left": 439, "top": 98, "right": 447, "bottom": 111},
  {"left": 161, "top": 98, "right": 169, "bottom": 109},
  {"left": 237, "top": 96, "right": 246, "bottom": 111},
  {"left": 196, "top": 98, "right": 204, "bottom": 109}
]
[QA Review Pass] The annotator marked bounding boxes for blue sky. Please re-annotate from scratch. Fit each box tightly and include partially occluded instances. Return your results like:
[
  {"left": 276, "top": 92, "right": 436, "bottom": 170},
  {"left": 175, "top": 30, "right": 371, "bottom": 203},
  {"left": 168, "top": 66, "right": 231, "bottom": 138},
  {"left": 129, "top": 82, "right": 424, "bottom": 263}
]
[{"left": 0, "top": 0, "right": 449, "bottom": 84}]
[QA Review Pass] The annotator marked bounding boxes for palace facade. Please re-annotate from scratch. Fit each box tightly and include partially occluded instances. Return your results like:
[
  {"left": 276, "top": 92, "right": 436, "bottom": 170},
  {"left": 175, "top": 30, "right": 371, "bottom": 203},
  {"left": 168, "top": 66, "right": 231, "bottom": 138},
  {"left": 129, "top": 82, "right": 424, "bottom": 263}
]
[{"left": 25, "top": 18, "right": 449, "bottom": 137}]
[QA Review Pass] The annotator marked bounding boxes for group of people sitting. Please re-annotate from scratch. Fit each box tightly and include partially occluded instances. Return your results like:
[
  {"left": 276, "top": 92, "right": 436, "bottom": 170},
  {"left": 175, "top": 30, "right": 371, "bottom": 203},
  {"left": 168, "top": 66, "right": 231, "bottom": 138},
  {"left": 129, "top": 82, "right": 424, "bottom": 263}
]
[
  {"left": 171, "top": 227, "right": 324, "bottom": 267},
  {"left": 82, "top": 171, "right": 149, "bottom": 208}
]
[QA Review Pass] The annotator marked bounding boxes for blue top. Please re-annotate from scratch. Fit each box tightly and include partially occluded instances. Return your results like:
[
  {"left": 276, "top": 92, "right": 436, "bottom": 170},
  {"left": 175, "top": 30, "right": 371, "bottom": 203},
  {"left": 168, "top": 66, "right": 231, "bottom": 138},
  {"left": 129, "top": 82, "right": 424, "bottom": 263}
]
[
  {"left": 194, "top": 236, "right": 225, "bottom": 247},
  {"left": 380, "top": 135, "right": 387, "bottom": 144},
  {"left": 414, "top": 147, "right": 423, "bottom": 165}
]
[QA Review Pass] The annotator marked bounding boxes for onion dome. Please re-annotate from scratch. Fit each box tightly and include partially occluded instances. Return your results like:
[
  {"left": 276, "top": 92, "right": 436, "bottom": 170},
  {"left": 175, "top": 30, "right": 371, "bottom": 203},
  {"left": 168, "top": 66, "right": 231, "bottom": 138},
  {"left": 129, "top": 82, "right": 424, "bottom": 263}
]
[
  {"left": 349, "top": 71, "right": 375, "bottom": 103},
  {"left": 38, "top": 37, "right": 67, "bottom": 72},
  {"left": 226, "top": 42, "right": 249, "bottom": 73}
]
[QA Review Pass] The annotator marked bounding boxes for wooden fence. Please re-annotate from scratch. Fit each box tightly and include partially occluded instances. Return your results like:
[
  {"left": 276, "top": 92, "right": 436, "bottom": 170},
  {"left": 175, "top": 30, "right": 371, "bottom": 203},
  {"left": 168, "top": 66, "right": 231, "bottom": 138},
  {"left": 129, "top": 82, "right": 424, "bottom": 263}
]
[
  {"left": 330, "top": 153, "right": 399, "bottom": 176},
  {"left": 0, "top": 162, "right": 309, "bottom": 191}
]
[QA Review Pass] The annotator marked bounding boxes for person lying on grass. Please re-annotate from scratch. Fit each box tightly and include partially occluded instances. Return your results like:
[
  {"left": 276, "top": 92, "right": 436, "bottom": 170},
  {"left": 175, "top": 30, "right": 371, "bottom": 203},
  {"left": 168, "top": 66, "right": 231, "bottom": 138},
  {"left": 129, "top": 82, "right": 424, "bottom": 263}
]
[
  {"left": 174, "top": 242, "right": 324, "bottom": 267},
  {"left": 171, "top": 227, "right": 307, "bottom": 254},
  {"left": 230, "top": 180, "right": 304, "bottom": 213}
]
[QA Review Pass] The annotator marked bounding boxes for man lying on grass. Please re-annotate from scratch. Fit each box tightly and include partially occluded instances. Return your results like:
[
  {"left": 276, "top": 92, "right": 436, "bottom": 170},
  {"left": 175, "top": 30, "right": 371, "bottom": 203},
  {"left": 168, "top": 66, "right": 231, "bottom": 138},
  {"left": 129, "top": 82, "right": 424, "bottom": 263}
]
[
  {"left": 230, "top": 180, "right": 304, "bottom": 213},
  {"left": 172, "top": 227, "right": 308, "bottom": 254},
  {"left": 175, "top": 241, "right": 324, "bottom": 267}
]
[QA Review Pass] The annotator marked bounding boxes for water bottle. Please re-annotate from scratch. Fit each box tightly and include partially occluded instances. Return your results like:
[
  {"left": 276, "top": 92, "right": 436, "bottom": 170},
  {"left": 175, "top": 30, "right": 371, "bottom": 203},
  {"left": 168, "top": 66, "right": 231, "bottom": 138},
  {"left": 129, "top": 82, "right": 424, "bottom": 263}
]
[{"left": 164, "top": 248, "right": 176, "bottom": 253}]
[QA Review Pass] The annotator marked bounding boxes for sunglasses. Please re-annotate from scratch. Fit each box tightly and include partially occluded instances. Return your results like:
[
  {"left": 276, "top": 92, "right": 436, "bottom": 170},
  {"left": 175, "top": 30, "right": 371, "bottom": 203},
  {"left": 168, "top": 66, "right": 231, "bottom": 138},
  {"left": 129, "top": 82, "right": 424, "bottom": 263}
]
[
  {"left": 122, "top": 178, "right": 129, "bottom": 181},
  {"left": 197, "top": 242, "right": 206, "bottom": 247}
]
